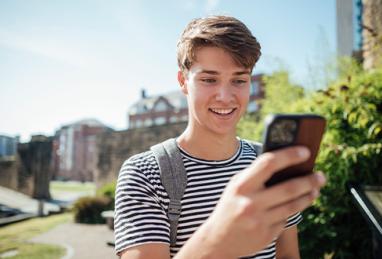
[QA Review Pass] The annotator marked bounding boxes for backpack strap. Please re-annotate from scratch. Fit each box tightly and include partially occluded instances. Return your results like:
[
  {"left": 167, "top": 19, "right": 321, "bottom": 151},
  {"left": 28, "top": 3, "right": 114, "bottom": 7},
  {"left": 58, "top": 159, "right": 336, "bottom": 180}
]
[
  {"left": 150, "top": 138, "right": 187, "bottom": 246},
  {"left": 244, "top": 139, "right": 263, "bottom": 156}
]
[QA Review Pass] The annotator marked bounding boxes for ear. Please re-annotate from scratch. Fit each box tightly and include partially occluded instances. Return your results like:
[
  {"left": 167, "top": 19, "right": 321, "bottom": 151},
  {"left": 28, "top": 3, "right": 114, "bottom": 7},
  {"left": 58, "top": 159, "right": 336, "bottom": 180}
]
[{"left": 178, "top": 70, "right": 188, "bottom": 94}]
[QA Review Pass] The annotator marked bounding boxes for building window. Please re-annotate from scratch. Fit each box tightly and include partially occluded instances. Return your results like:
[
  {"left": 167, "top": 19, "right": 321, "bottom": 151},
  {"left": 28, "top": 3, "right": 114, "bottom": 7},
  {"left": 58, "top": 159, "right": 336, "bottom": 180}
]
[
  {"left": 247, "top": 101, "right": 258, "bottom": 113},
  {"left": 144, "top": 119, "right": 152, "bottom": 127},
  {"left": 154, "top": 117, "right": 166, "bottom": 125},
  {"left": 170, "top": 116, "right": 177, "bottom": 123},
  {"left": 154, "top": 100, "right": 168, "bottom": 112}
]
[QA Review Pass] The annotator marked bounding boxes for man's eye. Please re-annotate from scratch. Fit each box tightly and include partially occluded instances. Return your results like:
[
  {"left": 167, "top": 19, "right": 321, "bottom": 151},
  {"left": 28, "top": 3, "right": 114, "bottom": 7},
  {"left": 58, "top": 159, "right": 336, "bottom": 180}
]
[
  {"left": 233, "top": 79, "right": 247, "bottom": 85},
  {"left": 201, "top": 78, "right": 216, "bottom": 83}
]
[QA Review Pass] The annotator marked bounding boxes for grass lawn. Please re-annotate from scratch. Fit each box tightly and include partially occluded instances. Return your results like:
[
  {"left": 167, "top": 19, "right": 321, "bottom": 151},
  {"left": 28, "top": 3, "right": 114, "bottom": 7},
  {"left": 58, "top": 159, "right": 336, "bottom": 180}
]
[
  {"left": 50, "top": 181, "right": 96, "bottom": 193},
  {"left": 0, "top": 213, "right": 72, "bottom": 259}
]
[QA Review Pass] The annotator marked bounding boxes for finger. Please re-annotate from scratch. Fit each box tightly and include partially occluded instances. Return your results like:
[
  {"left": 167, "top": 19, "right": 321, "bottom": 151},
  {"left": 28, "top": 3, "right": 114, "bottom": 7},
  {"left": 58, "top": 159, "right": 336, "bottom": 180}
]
[
  {"left": 253, "top": 172, "right": 326, "bottom": 209},
  {"left": 267, "top": 190, "right": 319, "bottom": 224},
  {"left": 238, "top": 146, "right": 310, "bottom": 192}
]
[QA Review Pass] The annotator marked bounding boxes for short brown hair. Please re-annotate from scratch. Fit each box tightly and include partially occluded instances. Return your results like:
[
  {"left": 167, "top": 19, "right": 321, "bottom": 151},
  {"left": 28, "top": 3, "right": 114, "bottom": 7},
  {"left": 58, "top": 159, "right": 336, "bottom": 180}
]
[{"left": 177, "top": 15, "right": 261, "bottom": 72}]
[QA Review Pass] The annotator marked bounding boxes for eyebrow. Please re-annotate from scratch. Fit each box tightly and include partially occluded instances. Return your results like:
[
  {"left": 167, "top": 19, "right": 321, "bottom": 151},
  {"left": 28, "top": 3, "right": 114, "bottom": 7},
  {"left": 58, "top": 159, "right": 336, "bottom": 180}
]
[{"left": 199, "top": 69, "right": 251, "bottom": 76}]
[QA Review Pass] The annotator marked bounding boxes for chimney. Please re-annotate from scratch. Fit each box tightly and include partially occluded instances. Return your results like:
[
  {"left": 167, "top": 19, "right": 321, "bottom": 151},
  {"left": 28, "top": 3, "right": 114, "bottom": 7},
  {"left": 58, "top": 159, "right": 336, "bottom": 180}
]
[{"left": 141, "top": 89, "right": 147, "bottom": 99}]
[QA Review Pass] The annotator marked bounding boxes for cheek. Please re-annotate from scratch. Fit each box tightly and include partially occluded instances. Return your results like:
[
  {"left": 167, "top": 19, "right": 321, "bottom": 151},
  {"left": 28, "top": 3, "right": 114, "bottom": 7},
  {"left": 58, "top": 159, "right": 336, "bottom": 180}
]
[
  {"left": 237, "top": 87, "right": 250, "bottom": 102},
  {"left": 186, "top": 85, "right": 201, "bottom": 109},
  {"left": 189, "top": 84, "right": 211, "bottom": 104},
  {"left": 242, "top": 92, "right": 250, "bottom": 103},
  {"left": 192, "top": 91, "right": 208, "bottom": 108}
]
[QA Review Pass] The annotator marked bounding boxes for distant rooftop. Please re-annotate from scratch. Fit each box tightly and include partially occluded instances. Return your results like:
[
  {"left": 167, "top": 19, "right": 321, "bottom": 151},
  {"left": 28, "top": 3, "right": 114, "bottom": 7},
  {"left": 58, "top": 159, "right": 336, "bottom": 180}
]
[
  {"left": 72, "top": 119, "right": 107, "bottom": 127},
  {"left": 129, "top": 90, "right": 187, "bottom": 115},
  {"left": 60, "top": 118, "right": 112, "bottom": 130}
]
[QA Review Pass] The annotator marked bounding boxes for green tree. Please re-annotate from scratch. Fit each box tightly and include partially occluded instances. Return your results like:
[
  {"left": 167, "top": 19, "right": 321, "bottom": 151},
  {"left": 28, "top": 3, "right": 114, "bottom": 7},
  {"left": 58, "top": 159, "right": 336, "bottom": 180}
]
[
  {"left": 237, "top": 70, "right": 304, "bottom": 141},
  {"left": 297, "top": 62, "right": 382, "bottom": 259},
  {"left": 239, "top": 61, "right": 382, "bottom": 258}
]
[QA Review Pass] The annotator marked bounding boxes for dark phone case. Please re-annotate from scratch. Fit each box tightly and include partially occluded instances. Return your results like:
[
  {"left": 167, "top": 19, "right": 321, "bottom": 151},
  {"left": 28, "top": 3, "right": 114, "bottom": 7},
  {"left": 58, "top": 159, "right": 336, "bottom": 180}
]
[{"left": 263, "top": 114, "right": 326, "bottom": 187}]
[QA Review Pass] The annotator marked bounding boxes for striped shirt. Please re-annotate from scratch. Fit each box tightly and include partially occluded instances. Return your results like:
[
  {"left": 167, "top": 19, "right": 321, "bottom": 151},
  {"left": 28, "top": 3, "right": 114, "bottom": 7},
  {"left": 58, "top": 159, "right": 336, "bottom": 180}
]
[{"left": 114, "top": 139, "right": 302, "bottom": 258}]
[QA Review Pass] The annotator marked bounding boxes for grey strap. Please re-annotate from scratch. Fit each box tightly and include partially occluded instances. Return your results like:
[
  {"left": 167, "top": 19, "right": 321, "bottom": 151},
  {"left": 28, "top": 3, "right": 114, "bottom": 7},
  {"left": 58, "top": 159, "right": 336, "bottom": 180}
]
[
  {"left": 151, "top": 138, "right": 187, "bottom": 246},
  {"left": 244, "top": 139, "right": 263, "bottom": 156},
  {"left": 252, "top": 141, "right": 263, "bottom": 156}
]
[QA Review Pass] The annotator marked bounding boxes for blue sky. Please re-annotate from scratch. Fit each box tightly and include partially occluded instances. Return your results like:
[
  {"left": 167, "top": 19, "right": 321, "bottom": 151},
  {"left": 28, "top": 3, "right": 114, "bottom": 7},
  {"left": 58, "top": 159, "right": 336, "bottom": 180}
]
[{"left": 0, "top": 0, "right": 336, "bottom": 142}]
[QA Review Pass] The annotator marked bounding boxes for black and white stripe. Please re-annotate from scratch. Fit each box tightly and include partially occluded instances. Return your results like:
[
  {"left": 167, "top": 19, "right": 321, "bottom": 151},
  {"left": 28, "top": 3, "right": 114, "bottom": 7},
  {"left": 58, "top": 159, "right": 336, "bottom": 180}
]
[{"left": 114, "top": 140, "right": 302, "bottom": 258}]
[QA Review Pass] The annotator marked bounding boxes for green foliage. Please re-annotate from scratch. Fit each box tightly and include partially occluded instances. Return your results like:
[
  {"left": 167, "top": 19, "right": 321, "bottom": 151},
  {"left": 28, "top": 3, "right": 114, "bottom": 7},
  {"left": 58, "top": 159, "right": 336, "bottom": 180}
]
[
  {"left": 50, "top": 181, "right": 96, "bottom": 193},
  {"left": 239, "top": 62, "right": 382, "bottom": 258},
  {"left": 260, "top": 70, "right": 305, "bottom": 115},
  {"left": 72, "top": 182, "right": 116, "bottom": 224},
  {"left": 237, "top": 113, "right": 263, "bottom": 142},
  {"left": 237, "top": 70, "right": 305, "bottom": 140},
  {"left": 96, "top": 182, "right": 116, "bottom": 201},
  {"left": 72, "top": 196, "right": 113, "bottom": 224},
  {"left": 298, "top": 64, "right": 382, "bottom": 259}
]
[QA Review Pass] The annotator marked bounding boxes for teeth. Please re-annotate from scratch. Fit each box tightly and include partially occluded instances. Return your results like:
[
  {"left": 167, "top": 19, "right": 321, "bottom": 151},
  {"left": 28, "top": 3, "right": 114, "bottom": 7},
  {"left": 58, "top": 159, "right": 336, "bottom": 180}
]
[{"left": 210, "top": 108, "right": 234, "bottom": 115}]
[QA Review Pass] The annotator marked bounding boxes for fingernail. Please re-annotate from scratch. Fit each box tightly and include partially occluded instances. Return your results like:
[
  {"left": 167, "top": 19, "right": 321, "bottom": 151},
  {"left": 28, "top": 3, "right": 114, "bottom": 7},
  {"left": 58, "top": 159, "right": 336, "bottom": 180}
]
[
  {"left": 297, "top": 147, "right": 310, "bottom": 158},
  {"left": 315, "top": 173, "right": 326, "bottom": 185}
]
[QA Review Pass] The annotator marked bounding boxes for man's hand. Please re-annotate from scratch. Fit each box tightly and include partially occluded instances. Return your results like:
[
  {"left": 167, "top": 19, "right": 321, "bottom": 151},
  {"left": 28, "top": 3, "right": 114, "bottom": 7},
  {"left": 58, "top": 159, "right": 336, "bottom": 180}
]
[{"left": 176, "top": 146, "right": 326, "bottom": 259}]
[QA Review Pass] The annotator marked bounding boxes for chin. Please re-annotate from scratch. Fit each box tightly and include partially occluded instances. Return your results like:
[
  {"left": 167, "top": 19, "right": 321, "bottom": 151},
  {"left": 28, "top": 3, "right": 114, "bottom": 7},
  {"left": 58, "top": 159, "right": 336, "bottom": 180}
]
[{"left": 209, "top": 125, "right": 237, "bottom": 136}]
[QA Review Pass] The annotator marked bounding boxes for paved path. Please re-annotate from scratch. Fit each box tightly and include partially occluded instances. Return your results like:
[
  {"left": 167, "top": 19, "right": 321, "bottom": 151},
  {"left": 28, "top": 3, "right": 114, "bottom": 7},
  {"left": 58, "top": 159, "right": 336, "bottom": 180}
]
[
  {"left": 30, "top": 221, "right": 118, "bottom": 259},
  {"left": 0, "top": 186, "right": 60, "bottom": 215}
]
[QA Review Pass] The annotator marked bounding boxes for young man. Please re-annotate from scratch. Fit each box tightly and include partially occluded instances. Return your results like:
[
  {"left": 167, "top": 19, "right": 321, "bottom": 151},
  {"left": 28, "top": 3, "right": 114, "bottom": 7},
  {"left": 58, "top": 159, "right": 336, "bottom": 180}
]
[{"left": 114, "top": 16, "right": 326, "bottom": 259}]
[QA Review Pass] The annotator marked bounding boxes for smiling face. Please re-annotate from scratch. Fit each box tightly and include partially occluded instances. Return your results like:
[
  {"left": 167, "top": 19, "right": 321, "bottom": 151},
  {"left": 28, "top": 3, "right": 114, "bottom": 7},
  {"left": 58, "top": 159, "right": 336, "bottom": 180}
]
[{"left": 178, "top": 46, "right": 251, "bottom": 138}]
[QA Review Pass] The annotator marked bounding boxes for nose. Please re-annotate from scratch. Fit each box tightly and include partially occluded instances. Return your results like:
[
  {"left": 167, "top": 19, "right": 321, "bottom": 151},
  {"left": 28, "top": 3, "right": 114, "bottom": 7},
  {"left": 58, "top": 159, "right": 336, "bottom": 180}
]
[{"left": 215, "top": 85, "right": 234, "bottom": 103}]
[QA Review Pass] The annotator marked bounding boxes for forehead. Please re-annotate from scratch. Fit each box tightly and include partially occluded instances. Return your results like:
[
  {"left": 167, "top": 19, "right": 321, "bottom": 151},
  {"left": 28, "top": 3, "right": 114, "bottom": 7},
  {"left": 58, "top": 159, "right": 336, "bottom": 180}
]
[{"left": 189, "top": 46, "right": 250, "bottom": 75}]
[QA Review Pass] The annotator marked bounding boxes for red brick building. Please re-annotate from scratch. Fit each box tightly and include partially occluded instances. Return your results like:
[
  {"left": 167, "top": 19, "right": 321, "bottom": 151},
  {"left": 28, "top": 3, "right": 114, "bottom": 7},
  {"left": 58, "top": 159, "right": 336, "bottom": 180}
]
[
  {"left": 52, "top": 119, "right": 112, "bottom": 182},
  {"left": 248, "top": 74, "right": 265, "bottom": 113}
]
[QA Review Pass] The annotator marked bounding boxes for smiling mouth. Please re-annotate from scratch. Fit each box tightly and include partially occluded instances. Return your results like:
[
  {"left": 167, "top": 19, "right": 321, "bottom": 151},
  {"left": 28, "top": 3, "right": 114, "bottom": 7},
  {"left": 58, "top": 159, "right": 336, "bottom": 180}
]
[{"left": 209, "top": 108, "right": 236, "bottom": 115}]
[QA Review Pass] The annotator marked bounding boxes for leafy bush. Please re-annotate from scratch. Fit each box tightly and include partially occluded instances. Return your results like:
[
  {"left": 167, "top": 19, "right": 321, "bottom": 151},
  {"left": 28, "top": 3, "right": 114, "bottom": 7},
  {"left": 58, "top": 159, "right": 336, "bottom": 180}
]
[
  {"left": 297, "top": 62, "right": 382, "bottom": 259},
  {"left": 96, "top": 182, "right": 116, "bottom": 200},
  {"left": 72, "top": 196, "right": 113, "bottom": 224},
  {"left": 239, "top": 62, "right": 382, "bottom": 258},
  {"left": 96, "top": 182, "right": 116, "bottom": 210}
]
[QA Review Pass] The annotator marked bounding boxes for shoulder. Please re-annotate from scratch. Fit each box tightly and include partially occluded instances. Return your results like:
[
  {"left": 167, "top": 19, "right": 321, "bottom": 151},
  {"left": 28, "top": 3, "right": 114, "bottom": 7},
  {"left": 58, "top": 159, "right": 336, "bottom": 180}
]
[
  {"left": 120, "top": 150, "right": 157, "bottom": 173},
  {"left": 114, "top": 150, "right": 170, "bottom": 255},
  {"left": 117, "top": 150, "right": 160, "bottom": 186},
  {"left": 240, "top": 138, "right": 262, "bottom": 157},
  {"left": 124, "top": 150, "right": 155, "bottom": 166}
]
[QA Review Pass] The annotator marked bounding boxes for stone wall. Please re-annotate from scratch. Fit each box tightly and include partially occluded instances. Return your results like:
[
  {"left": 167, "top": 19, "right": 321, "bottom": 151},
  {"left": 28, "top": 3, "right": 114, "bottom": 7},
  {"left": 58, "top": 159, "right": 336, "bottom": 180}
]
[
  {"left": 363, "top": 0, "right": 382, "bottom": 69},
  {"left": 18, "top": 136, "right": 53, "bottom": 199},
  {"left": 0, "top": 157, "right": 18, "bottom": 191},
  {"left": 0, "top": 135, "right": 52, "bottom": 199},
  {"left": 95, "top": 122, "right": 187, "bottom": 187}
]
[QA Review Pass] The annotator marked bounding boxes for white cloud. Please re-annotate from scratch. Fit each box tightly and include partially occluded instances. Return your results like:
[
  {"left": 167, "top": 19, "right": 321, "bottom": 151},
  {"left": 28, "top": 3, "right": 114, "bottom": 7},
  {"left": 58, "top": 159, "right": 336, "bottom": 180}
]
[
  {"left": 0, "top": 29, "right": 94, "bottom": 69},
  {"left": 182, "top": 0, "right": 197, "bottom": 10},
  {"left": 181, "top": 0, "right": 220, "bottom": 12},
  {"left": 205, "top": 0, "right": 220, "bottom": 12}
]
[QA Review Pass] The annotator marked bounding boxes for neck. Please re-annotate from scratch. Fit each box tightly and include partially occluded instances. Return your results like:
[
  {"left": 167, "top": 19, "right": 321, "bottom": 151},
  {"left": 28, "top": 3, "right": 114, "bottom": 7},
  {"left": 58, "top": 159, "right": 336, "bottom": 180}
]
[{"left": 177, "top": 125, "right": 239, "bottom": 161}]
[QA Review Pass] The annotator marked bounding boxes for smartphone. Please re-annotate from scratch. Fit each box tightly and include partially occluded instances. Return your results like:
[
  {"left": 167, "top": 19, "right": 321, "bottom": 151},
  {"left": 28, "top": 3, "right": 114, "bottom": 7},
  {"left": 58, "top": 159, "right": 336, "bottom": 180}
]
[{"left": 262, "top": 114, "right": 326, "bottom": 187}]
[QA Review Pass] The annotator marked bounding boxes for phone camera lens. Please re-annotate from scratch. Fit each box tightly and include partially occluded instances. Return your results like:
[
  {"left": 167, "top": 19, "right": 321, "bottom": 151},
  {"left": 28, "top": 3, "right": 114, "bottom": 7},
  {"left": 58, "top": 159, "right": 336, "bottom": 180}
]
[{"left": 269, "top": 119, "right": 297, "bottom": 145}]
